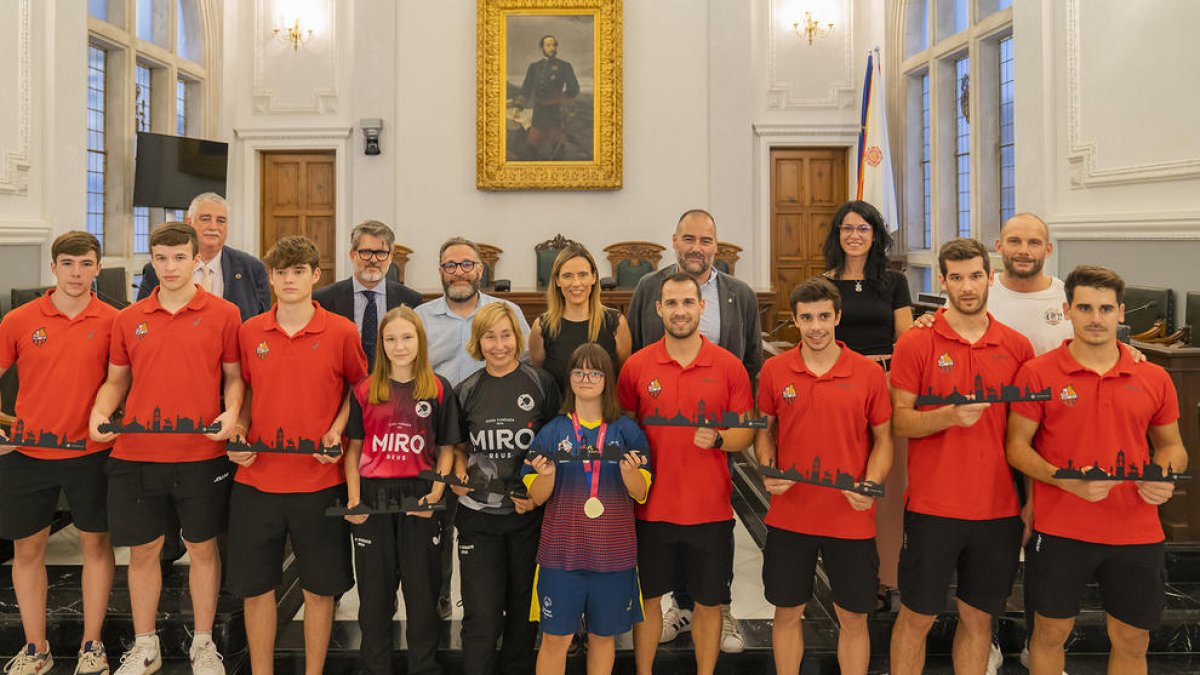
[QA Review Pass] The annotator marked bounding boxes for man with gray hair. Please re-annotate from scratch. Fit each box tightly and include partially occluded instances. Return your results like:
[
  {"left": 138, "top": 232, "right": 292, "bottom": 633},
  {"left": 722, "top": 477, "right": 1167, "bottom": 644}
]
[
  {"left": 313, "top": 220, "right": 423, "bottom": 370},
  {"left": 136, "top": 192, "right": 270, "bottom": 321}
]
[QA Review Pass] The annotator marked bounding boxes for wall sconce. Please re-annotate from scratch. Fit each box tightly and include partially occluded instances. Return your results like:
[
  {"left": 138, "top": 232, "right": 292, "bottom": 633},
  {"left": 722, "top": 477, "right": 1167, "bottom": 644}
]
[
  {"left": 792, "top": 11, "right": 835, "bottom": 45},
  {"left": 273, "top": 16, "right": 314, "bottom": 51}
]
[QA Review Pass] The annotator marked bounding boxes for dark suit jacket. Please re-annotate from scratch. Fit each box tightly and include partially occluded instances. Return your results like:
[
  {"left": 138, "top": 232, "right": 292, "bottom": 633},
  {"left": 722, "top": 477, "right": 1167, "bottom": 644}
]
[
  {"left": 312, "top": 278, "right": 424, "bottom": 327},
  {"left": 136, "top": 245, "right": 271, "bottom": 321}
]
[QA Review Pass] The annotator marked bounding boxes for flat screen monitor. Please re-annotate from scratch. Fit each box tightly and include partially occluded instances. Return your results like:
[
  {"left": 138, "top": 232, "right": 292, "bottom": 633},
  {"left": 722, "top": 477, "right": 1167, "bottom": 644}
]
[{"left": 132, "top": 132, "right": 228, "bottom": 209}]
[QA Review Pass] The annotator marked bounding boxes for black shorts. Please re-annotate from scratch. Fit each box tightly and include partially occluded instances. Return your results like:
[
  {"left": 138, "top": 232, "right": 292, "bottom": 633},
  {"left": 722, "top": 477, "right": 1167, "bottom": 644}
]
[
  {"left": 0, "top": 450, "right": 110, "bottom": 540},
  {"left": 762, "top": 526, "right": 878, "bottom": 614},
  {"left": 226, "top": 482, "right": 353, "bottom": 599},
  {"left": 105, "top": 456, "right": 233, "bottom": 547},
  {"left": 636, "top": 519, "right": 734, "bottom": 606},
  {"left": 898, "top": 510, "right": 1022, "bottom": 616},
  {"left": 1026, "top": 531, "right": 1165, "bottom": 630}
]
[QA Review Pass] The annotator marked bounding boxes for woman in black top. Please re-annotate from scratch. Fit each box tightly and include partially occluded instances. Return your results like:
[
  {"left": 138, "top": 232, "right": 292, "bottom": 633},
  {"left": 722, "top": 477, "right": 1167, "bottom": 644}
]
[
  {"left": 529, "top": 243, "right": 632, "bottom": 391},
  {"left": 821, "top": 199, "right": 912, "bottom": 603},
  {"left": 822, "top": 200, "right": 913, "bottom": 360}
]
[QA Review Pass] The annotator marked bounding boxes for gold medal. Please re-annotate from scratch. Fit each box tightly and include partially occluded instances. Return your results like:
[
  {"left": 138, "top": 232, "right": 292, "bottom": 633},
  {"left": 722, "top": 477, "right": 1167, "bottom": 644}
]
[{"left": 584, "top": 496, "right": 605, "bottom": 519}]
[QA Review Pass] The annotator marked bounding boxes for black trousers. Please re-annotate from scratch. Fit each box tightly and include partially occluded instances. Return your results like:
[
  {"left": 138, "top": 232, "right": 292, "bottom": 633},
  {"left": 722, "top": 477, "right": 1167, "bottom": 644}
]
[
  {"left": 456, "top": 506, "right": 541, "bottom": 675},
  {"left": 440, "top": 491, "right": 458, "bottom": 602},
  {"left": 354, "top": 478, "right": 445, "bottom": 675}
]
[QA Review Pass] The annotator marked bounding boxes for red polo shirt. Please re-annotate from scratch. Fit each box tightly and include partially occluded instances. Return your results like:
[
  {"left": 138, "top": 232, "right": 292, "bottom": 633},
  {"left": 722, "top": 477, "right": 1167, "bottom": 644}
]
[
  {"left": 616, "top": 336, "right": 753, "bottom": 525},
  {"left": 758, "top": 343, "right": 891, "bottom": 539},
  {"left": 109, "top": 286, "right": 241, "bottom": 463},
  {"left": 235, "top": 303, "right": 368, "bottom": 494},
  {"left": 890, "top": 309, "right": 1032, "bottom": 520},
  {"left": 1011, "top": 342, "right": 1178, "bottom": 545},
  {"left": 0, "top": 291, "right": 117, "bottom": 459}
]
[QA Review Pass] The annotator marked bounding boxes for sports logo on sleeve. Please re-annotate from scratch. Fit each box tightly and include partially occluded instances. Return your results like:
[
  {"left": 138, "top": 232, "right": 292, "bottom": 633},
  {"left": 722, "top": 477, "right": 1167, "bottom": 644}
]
[
  {"left": 255, "top": 340, "right": 270, "bottom": 359},
  {"left": 782, "top": 383, "right": 797, "bottom": 405},
  {"left": 647, "top": 378, "right": 663, "bottom": 399},
  {"left": 1059, "top": 384, "right": 1078, "bottom": 407},
  {"left": 31, "top": 327, "right": 48, "bottom": 347},
  {"left": 936, "top": 352, "right": 955, "bottom": 373},
  {"left": 134, "top": 322, "right": 150, "bottom": 340}
]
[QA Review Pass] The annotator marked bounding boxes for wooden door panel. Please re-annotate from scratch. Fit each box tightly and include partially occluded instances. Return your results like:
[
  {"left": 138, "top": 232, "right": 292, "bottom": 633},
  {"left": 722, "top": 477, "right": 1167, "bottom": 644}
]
[
  {"left": 306, "top": 163, "right": 335, "bottom": 209},
  {"left": 775, "top": 159, "right": 804, "bottom": 206},
  {"left": 809, "top": 158, "right": 839, "bottom": 205},
  {"left": 261, "top": 151, "right": 337, "bottom": 290}
]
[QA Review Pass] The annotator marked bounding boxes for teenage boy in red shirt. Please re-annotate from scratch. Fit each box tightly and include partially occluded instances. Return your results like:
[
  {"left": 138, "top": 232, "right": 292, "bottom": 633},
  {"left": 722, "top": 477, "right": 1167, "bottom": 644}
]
[
  {"left": 0, "top": 231, "right": 118, "bottom": 675},
  {"left": 887, "top": 238, "right": 1034, "bottom": 675},
  {"left": 756, "top": 277, "right": 892, "bottom": 675},
  {"left": 617, "top": 272, "right": 754, "bottom": 675},
  {"left": 89, "top": 222, "right": 243, "bottom": 675},
  {"left": 226, "top": 236, "right": 368, "bottom": 675},
  {"left": 1007, "top": 265, "right": 1187, "bottom": 675}
]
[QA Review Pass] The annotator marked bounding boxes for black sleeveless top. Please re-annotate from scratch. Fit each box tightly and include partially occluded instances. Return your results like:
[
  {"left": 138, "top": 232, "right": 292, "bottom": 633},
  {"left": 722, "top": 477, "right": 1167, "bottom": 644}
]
[{"left": 540, "top": 307, "right": 621, "bottom": 391}]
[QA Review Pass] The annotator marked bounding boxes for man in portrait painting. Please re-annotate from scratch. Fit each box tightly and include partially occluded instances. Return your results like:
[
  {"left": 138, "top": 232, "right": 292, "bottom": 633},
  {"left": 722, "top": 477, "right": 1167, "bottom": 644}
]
[{"left": 513, "top": 34, "right": 580, "bottom": 161}]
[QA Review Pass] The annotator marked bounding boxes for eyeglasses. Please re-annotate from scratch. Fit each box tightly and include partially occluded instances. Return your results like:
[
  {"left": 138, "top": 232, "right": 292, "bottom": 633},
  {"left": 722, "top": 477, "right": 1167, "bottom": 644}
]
[
  {"left": 440, "top": 260, "right": 480, "bottom": 274},
  {"left": 354, "top": 249, "right": 391, "bottom": 262},
  {"left": 570, "top": 369, "right": 605, "bottom": 383},
  {"left": 839, "top": 224, "right": 872, "bottom": 235}
]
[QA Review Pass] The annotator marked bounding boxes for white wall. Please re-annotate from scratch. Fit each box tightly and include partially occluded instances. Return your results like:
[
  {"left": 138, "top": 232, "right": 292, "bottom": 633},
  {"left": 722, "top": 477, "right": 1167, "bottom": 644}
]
[{"left": 1012, "top": 0, "right": 1200, "bottom": 320}]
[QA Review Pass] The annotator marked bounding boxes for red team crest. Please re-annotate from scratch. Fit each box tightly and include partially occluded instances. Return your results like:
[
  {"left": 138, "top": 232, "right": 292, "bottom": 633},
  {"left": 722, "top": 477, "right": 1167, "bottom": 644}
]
[
  {"left": 647, "top": 378, "right": 662, "bottom": 399},
  {"left": 134, "top": 322, "right": 150, "bottom": 340},
  {"left": 936, "top": 352, "right": 955, "bottom": 373},
  {"left": 31, "top": 327, "right": 48, "bottom": 347},
  {"left": 256, "top": 340, "right": 270, "bottom": 360},
  {"left": 782, "top": 384, "right": 797, "bottom": 405},
  {"left": 1060, "top": 384, "right": 1078, "bottom": 407}
]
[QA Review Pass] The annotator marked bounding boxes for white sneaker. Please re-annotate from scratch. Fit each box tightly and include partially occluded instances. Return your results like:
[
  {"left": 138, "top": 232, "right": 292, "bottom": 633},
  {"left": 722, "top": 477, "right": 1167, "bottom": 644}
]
[
  {"left": 719, "top": 605, "right": 744, "bottom": 654},
  {"left": 74, "top": 641, "right": 109, "bottom": 675},
  {"left": 1020, "top": 644, "right": 1069, "bottom": 674},
  {"left": 3, "top": 643, "right": 53, "bottom": 675},
  {"left": 986, "top": 642, "right": 1003, "bottom": 675},
  {"left": 659, "top": 605, "right": 692, "bottom": 643},
  {"left": 188, "top": 639, "right": 224, "bottom": 675},
  {"left": 112, "top": 636, "right": 160, "bottom": 675}
]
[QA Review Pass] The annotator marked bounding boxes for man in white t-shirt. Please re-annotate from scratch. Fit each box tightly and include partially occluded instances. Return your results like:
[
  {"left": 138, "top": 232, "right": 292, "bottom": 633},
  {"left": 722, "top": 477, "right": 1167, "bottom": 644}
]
[{"left": 986, "top": 213, "right": 1074, "bottom": 356}]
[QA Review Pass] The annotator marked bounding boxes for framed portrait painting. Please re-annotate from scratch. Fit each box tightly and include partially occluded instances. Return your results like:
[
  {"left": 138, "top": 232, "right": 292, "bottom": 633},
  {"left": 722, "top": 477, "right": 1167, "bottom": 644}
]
[{"left": 476, "top": 0, "right": 623, "bottom": 190}]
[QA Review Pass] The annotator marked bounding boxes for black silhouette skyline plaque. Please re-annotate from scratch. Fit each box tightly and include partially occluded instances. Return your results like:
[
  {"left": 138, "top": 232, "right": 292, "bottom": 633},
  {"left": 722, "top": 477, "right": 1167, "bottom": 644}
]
[
  {"left": 326, "top": 492, "right": 446, "bottom": 517},
  {"left": 759, "top": 458, "right": 885, "bottom": 497},
  {"left": 226, "top": 429, "right": 342, "bottom": 457},
  {"left": 5, "top": 419, "right": 88, "bottom": 450},
  {"left": 1052, "top": 452, "right": 1191, "bottom": 483},
  {"left": 642, "top": 400, "right": 768, "bottom": 429},
  {"left": 915, "top": 375, "right": 1051, "bottom": 406},
  {"left": 97, "top": 408, "right": 222, "bottom": 435},
  {"left": 418, "top": 470, "right": 528, "bottom": 498},
  {"left": 529, "top": 445, "right": 642, "bottom": 463}
]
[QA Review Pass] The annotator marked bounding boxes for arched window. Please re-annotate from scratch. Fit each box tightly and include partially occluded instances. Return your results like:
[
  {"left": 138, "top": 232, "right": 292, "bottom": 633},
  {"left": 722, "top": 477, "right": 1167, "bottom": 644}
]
[
  {"left": 86, "top": 0, "right": 213, "bottom": 266},
  {"left": 893, "top": 0, "right": 1014, "bottom": 292}
]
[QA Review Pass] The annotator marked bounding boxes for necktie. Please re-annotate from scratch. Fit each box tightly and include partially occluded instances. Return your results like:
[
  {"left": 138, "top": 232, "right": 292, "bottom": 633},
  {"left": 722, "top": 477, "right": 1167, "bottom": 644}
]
[
  {"left": 200, "top": 266, "right": 213, "bottom": 293},
  {"left": 361, "top": 290, "right": 377, "bottom": 370}
]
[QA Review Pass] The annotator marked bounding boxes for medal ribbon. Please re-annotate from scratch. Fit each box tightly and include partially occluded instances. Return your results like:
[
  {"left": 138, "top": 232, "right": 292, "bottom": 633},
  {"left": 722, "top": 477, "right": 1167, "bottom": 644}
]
[{"left": 570, "top": 413, "right": 607, "bottom": 503}]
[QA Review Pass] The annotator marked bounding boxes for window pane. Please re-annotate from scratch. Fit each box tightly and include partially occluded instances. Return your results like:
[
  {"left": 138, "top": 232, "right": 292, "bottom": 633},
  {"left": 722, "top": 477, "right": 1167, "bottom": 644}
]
[
  {"left": 998, "top": 36, "right": 1015, "bottom": 224},
  {"left": 905, "top": 0, "right": 930, "bottom": 58},
  {"left": 87, "top": 45, "right": 107, "bottom": 247},
  {"left": 914, "top": 266, "right": 933, "bottom": 294},
  {"left": 177, "top": 0, "right": 204, "bottom": 62},
  {"left": 921, "top": 73, "right": 932, "bottom": 248},
  {"left": 978, "top": 0, "right": 1011, "bottom": 21},
  {"left": 954, "top": 56, "right": 971, "bottom": 238},
  {"left": 134, "top": 65, "right": 153, "bottom": 255},
  {"left": 176, "top": 79, "right": 187, "bottom": 135},
  {"left": 137, "top": 0, "right": 171, "bottom": 49},
  {"left": 89, "top": 0, "right": 107, "bottom": 21},
  {"left": 937, "top": 0, "right": 970, "bottom": 42}
]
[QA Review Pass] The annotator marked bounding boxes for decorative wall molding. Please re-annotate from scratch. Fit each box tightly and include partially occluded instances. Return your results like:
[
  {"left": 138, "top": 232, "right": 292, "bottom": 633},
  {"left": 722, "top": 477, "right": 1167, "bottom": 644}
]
[
  {"left": 0, "top": 224, "right": 52, "bottom": 246},
  {"left": 765, "top": 0, "right": 855, "bottom": 110},
  {"left": 0, "top": 0, "right": 32, "bottom": 195},
  {"left": 234, "top": 126, "right": 352, "bottom": 140},
  {"left": 1049, "top": 211, "right": 1200, "bottom": 240},
  {"left": 1064, "top": 0, "right": 1200, "bottom": 188},
  {"left": 753, "top": 122, "right": 860, "bottom": 141},
  {"left": 252, "top": 0, "right": 339, "bottom": 114}
]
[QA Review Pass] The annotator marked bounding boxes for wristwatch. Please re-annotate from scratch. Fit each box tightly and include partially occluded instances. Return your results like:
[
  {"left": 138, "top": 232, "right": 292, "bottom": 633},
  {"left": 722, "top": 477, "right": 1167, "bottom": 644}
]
[{"left": 712, "top": 431, "right": 724, "bottom": 449}]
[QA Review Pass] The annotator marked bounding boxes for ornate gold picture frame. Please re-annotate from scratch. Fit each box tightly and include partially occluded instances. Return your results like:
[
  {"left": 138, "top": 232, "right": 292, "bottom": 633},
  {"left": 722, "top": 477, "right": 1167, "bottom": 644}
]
[{"left": 476, "top": 0, "right": 623, "bottom": 190}]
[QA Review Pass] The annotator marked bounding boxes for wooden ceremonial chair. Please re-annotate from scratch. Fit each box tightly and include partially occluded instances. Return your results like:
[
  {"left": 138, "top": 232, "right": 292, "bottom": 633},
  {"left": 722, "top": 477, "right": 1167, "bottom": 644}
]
[{"left": 604, "top": 241, "right": 664, "bottom": 288}]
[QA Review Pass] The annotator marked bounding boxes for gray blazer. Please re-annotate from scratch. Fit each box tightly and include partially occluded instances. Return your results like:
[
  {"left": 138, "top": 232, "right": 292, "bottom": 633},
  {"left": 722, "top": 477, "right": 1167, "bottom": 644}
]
[{"left": 626, "top": 264, "right": 763, "bottom": 379}]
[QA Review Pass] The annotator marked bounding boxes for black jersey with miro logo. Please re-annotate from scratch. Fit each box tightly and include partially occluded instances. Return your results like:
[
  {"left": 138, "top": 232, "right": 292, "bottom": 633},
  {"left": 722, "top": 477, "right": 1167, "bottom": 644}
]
[{"left": 455, "top": 362, "right": 560, "bottom": 515}]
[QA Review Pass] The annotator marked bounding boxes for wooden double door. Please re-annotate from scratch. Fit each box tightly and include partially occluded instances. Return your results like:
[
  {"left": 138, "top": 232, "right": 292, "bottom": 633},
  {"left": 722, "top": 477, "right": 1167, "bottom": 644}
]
[
  {"left": 260, "top": 151, "right": 337, "bottom": 289},
  {"left": 769, "top": 147, "right": 849, "bottom": 342}
]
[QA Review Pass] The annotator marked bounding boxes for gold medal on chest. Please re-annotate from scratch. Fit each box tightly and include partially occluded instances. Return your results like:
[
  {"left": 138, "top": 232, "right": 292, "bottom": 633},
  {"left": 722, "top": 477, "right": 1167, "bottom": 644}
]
[{"left": 584, "top": 496, "right": 605, "bottom": 519}]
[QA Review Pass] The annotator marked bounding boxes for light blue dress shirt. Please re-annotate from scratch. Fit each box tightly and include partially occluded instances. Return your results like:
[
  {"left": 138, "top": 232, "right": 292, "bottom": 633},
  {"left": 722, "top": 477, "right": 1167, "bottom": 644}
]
[
  {"left": 415, "top": 291, "right": 532, "bottom": 387},
  {"left": 699, "top": 271, "right": 722, "bottom": 345}
]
